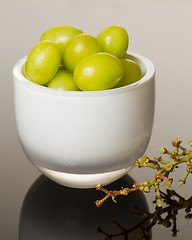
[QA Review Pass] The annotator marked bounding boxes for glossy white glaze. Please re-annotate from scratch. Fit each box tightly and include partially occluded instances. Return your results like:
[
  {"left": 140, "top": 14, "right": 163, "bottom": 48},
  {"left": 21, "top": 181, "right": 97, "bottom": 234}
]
[{"left": 13, "top": 51, "right": 155, "bottom": 188}]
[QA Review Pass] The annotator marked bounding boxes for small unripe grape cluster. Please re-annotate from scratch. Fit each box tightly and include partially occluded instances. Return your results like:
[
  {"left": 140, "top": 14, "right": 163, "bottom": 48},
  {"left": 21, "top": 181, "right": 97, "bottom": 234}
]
[{"left": 23, "top": 25, "right": 142, "bottom": 91}]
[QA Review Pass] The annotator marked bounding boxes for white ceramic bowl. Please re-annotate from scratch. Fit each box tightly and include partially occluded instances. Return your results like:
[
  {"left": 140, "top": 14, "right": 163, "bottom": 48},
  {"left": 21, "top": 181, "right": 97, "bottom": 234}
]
[{"left": 13, "top": 52, "right": 155, "bottom": 188}]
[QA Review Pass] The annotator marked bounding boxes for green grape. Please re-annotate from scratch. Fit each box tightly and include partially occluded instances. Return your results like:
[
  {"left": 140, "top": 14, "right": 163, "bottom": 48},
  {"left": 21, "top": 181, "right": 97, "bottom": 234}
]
[
  {"left": 115, "top": 59, "right": 142, "bottom": 88},
  {"left": 63, "top": 34, "right": 101, "bottom": 72},
  {"left": 40, "top": 25, "right": 83, "bottom": 64},
  {"left": 25, "top": 40, "right": 61, "bottom": 86},
  {"left": 73, "top": 52, "right": 123, "bottom": 91},
  {"left": 97, "top": 25, "right": 129, "bottom": 59},
  {"left": 47, "top": 70, "right": 80, "bottom": 91},
  {"left": 21, "top": 63, "right": 26, "bottom": 78}
]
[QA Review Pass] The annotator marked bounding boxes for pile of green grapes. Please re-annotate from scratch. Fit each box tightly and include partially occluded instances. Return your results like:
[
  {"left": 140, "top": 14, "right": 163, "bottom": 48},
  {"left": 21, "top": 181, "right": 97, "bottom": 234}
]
[{"left": 23, "top": 25, "right": 142, "bottom": 91}]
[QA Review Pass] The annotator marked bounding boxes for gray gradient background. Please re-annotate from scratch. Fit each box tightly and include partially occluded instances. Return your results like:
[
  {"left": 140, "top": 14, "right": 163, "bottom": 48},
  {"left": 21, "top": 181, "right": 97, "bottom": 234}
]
[{"left": 0, "top": 0, "right": 192, "bottom": 239}]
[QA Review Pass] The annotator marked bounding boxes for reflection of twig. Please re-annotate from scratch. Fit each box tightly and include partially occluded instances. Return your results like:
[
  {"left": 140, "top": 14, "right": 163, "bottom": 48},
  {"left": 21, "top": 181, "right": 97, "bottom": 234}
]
[
  {"left": 156, "top": 190, "right": 192, "bottom": 236},
  {"left": 96, "top": 139, "right": 192, "bottom": 207},
  {"left": 97, "top": 217, "right": 150, "bottom": 240},
  {"left": 97, "top": 190, "right": 192, "bottom": 239}
]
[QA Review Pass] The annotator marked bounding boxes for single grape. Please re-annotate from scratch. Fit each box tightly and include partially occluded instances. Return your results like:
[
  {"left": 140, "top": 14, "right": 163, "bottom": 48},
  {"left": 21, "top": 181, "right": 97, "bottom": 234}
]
[
  {"left": 40, "top": 25, "right": 83, "bottom": 64},
  {"left": 63, "top": 34, "right": 101, "bottom": 72},
  {"left": 115, "top": 59, "right": 142, "bottom": 88},
  {"left": 47, "top": 70, "right": 80, "bottom": 91},
  {"left": 73, "top": 52, "right": 123, "bottom": 91},
  {"left": 25, "top": 40, "right": 61, "bottom": 86},
  {"left": 21, "top": 63, "right": 26, "bottom": 78},
  {"left": 97, "top": 25, "right": 129, "bottom": 59}
]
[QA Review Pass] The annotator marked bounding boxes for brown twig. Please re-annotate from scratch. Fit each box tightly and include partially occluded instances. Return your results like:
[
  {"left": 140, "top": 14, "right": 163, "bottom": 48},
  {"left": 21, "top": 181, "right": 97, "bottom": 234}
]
[{"left": 96, "top": 139, "right": 192, "bottom": 207}]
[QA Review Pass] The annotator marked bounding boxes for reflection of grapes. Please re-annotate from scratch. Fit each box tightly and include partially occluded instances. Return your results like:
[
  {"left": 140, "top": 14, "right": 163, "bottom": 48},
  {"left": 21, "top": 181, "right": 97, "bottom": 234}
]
[
  {"left": 25, "top": 40, "right": 61, "bottom": 86},
  {"left": 74, "top": 53, "right": 123, "bottom": 91},
  {"left": 40, "top": 25, "right": 83, "bottom": 64},
  {"left": 63, "top": 34, "right": 101, "bottom": 72},
  {"left": 115, "top": 59, "right": 142, "bottom": 88},
  {"left": 97, "top": 25, "right": 129, "bottom": 59},
  {"left": 48, "top": 70, "right": 80, "bottom": 91}
]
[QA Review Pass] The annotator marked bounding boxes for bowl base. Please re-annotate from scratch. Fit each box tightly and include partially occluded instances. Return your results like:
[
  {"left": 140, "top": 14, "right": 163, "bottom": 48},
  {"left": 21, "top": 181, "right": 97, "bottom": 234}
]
[{"left": 35, "top": 164, "right": 133, "bottom": 189}]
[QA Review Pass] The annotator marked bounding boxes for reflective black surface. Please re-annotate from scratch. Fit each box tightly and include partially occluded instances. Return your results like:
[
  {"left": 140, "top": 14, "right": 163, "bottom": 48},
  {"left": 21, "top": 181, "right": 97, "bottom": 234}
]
[
  {"left": 16, "top": 174, "right": 192, "bottom": 240},
  {"left": 19, "top": 175, "right": 151, "bottom": 240}
]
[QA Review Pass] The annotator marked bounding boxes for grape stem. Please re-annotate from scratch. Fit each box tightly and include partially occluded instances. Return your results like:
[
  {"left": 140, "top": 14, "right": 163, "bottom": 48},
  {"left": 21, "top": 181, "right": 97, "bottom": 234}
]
[{"left": 96, "top": 138, "right": 192, "bottom": 207}]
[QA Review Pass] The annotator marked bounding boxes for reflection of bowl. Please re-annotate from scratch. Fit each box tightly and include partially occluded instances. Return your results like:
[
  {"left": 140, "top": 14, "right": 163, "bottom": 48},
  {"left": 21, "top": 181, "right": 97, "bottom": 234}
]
[
  {"left": 13, "top": 51, "right": 155, "bottom": 188},
  {"left": 19, "top": 175, "right": 151, "bottom": 240}
]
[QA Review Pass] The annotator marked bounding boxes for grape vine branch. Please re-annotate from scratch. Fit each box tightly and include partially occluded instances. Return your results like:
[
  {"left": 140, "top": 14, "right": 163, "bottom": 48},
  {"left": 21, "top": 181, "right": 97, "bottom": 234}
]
[{"left": 96, "top": 138, "right": 192, "bottom": 207}]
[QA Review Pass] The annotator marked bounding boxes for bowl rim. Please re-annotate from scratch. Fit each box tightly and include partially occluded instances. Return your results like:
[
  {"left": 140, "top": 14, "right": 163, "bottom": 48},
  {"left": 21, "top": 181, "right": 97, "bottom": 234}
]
[{"left": 13, "top": 51, "right": 155, "bottom": 97}]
